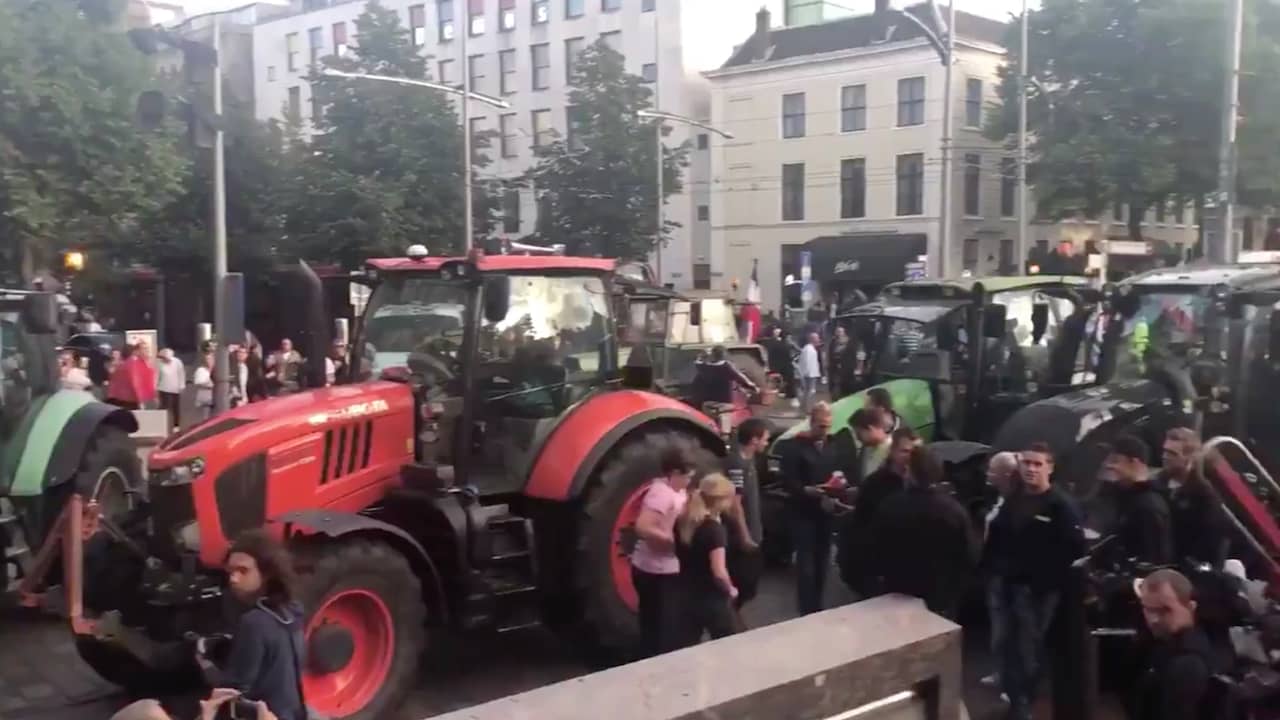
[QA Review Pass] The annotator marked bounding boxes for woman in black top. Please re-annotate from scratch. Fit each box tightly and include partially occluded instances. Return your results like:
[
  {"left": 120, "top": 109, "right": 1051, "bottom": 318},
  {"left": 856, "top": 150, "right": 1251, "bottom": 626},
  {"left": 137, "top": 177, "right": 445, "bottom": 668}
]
[{"left": 675, "top": 474, "right": 741, "bottom": 646}]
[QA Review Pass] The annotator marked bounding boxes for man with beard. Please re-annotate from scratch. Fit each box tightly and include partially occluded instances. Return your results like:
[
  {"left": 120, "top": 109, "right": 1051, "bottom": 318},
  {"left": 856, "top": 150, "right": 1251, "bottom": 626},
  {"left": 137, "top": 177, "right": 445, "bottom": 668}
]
[{"left": 1159, "top": 428, "right": 1230, "bottom": 568}]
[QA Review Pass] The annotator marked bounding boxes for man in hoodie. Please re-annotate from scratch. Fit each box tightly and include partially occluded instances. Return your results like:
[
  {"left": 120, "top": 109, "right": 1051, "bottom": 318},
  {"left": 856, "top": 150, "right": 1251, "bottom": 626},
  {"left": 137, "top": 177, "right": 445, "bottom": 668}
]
[{"left": 218, "top": 530, "right": 307, "bottom": 720}]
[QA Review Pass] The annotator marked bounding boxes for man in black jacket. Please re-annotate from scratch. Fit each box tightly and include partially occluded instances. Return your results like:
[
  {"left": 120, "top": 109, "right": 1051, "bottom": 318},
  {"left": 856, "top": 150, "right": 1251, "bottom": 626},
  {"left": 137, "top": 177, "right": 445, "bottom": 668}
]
[
  {"left": 1159, "top": 428, "right": 1230, "bottom": 568},
  {"left": 985, "top": 442, "right": 1086, "bottom": 720},
  {"left": 781, "top": 402, "right": 839, "bottom": 615},
  {"left": 1104, "top": 434, "right": 1175, "bottom": 566},
  {"left": 1129, "top": 569, "right": 1219, "bottom": 720},
  {"left": 836, "top": 427, "right": 919, "bottom": 596}
]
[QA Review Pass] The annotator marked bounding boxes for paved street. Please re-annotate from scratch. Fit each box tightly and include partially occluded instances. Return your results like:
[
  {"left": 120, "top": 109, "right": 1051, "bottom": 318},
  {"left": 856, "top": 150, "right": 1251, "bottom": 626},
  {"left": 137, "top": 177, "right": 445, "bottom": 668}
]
[{"left": 0, "top": 567, "right": 1039, "bottom": 720}]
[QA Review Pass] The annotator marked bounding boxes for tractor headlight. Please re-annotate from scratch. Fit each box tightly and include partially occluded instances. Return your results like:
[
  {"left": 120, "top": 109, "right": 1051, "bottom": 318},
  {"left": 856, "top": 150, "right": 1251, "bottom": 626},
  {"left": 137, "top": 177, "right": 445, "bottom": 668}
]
[
  {"left": 154, "top": 457, "right": 206, "bottom": 486},
  {"left": 174, "top": 521, "right": 201, "bottom": 552}
]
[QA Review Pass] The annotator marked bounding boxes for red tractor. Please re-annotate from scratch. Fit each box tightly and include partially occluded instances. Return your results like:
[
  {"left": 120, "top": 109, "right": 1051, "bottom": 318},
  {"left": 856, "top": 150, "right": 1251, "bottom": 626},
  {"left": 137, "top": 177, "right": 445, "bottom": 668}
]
[{"left": 22, "top": 250, "right": 724, "bottom": 719}]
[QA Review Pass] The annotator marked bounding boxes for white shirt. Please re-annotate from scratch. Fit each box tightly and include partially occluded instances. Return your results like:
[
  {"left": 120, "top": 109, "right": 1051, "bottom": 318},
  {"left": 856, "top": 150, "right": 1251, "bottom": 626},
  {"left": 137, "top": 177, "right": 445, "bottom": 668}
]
[
  {"left": 799, "top": 343, "right": 821, "bottom": 379},
  {"left": 156, "top": 358, "right": 186, "bottom": 394},
  {"left": 61, "top": 367, "right": 93, "bottom": 392},
  {"left": 192, "top": 366, "right": 213, "bottom": 406},
  {"left": 325, "top": 357, "right": 336, "bottom": 386}
]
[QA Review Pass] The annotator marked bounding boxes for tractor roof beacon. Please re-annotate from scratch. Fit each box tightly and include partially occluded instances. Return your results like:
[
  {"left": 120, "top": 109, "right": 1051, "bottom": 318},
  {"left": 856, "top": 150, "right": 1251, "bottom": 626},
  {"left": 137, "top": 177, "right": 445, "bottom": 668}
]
[
  {"left": 1, "top": 290, "right": 140, "bottom": 595},
  {"left": 24, "top": 252, "right": 724, "bottom": 720}
]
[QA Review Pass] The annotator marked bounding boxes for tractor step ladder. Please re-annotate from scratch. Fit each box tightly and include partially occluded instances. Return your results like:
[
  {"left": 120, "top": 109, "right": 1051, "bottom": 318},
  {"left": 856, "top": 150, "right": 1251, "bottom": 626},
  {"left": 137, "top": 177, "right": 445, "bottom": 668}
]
[
  {"left": 1202, "top": 437, "right": 1280, "bottom": 586},
  {"left": 0, "top": 498, "right": 32, "bottom": 594},
  {"left": 466, "top": 504, "right": 542, "bottom": 634}
]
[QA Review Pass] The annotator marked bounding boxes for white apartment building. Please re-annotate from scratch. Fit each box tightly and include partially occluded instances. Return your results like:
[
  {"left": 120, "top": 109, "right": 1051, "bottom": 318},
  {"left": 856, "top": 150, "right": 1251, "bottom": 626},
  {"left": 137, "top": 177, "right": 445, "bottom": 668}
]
[
  {"left": 705, "top": 3, "right": 1198, "bottom": 313},
  {"left": 252, "top": 0, "right": 711, "bottom": 286}
]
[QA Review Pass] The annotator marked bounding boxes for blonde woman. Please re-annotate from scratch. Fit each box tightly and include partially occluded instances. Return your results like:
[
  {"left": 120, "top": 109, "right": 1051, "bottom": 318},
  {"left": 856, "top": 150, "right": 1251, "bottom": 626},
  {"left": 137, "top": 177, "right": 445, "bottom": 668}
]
[{"left": 675, "top": 473, "right": 741, "bottom": 646}]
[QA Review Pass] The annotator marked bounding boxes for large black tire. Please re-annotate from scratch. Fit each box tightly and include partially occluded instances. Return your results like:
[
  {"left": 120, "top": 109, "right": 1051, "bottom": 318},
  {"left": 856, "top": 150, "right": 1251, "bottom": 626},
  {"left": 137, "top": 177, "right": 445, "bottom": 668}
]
[
  {"left": 576, "top": 431, "right": 717, "bottom": 658},
  {"left": 74, "top": 635, "right": 200, "bottom": 697},
  {"left": 73, "top": 425, "right": 142, "bottom": 525},
  {"left": 297, "top": 539, "right": 426, "bottom": 720}
]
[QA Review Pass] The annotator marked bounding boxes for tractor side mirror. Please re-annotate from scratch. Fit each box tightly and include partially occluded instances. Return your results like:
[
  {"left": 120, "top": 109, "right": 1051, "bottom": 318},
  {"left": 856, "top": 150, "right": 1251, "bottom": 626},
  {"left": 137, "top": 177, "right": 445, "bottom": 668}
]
[
  {"left": 1031, "top": 303, "right": 1050, "bottom": 345},
  {"left": 21, "top": 293, "right": 59, "bottom": 334},
  {"left": 484, "top": 275, "right": 511, "bottom": 324},
  {"left": 983, "top": 303, "right": 1009, "bottom": 339},
  {"left": 1269, "top": 309, "right": 1280, "bottom": 361}
]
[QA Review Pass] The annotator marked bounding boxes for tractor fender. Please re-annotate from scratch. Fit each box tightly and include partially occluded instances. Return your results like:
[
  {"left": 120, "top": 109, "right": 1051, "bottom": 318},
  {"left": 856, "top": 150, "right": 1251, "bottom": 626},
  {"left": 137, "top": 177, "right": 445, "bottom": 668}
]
[
  {"left": 524, "top": 390, "right": 721, "bottom": 502},
  {"left": 276, "top": 509, "right": 449, "bottom": 624},
  {"left": 10, "top": 391, "right": 139, "bottom": 497},
  {"left": 928, "top": 440, "right": 993, "bottom": 466}
]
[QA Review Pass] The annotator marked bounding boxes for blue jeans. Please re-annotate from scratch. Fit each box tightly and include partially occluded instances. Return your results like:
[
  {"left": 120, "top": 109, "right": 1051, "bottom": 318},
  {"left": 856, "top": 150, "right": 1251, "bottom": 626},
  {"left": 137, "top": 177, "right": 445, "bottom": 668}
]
[
  {"left": 987, "top": 578, "right": 1006, "bottom": 660},
  {"left": 997, "top": 583, "right": 1059, "bottom": 719},
  {"left": 790, "top": 507, "right": 831, "bottom": 615}
]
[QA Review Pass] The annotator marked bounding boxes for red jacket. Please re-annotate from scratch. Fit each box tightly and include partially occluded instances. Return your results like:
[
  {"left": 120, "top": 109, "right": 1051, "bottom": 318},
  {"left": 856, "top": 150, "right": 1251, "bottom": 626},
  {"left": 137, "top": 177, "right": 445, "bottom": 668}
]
[{"left": 107, "top": 356, "right": 157, "bottom": 405}]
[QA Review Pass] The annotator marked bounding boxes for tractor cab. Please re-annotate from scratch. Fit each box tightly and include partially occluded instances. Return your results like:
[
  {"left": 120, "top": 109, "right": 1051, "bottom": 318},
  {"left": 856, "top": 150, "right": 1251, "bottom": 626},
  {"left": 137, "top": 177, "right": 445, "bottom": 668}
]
[
  {"left": 822, "top": 275, "right": 1102, "bottom": 443},
  {"left": 351, "top": 249, "right": 618, "bottom": 495},
  {"left": 0, "top": 291, "right": 59, "bottom": 451}
]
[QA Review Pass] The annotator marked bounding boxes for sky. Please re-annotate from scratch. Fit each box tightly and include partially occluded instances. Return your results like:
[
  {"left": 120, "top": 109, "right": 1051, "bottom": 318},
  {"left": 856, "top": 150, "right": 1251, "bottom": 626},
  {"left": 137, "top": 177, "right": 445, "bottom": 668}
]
[{"left": 176, "top": 0, "right": 1039, "bottom": 71}]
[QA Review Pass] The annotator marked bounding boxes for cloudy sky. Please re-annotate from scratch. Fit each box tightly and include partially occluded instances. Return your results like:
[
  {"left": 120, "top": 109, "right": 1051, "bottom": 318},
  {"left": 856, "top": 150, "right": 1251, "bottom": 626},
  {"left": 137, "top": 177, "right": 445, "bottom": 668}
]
[{"left": 177, "top": 0, "right": 1038, "bottom": 70}]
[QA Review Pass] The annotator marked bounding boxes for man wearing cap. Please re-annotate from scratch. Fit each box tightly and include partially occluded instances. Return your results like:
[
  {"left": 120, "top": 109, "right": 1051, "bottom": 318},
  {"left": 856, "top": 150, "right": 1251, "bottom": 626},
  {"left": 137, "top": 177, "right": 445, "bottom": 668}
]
[{"left": 1103, "top": 434, "right": 1174, "bottom": 566}]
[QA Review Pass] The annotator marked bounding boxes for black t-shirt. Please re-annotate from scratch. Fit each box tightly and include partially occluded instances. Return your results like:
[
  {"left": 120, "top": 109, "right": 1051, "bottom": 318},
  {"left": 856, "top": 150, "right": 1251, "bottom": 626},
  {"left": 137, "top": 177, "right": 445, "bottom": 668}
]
[
  {"left": 722, "top": 450, "right": 763, "bottom": 544},
  {"left": 677, "top": 518, "right": 729, "bottom": 596}
]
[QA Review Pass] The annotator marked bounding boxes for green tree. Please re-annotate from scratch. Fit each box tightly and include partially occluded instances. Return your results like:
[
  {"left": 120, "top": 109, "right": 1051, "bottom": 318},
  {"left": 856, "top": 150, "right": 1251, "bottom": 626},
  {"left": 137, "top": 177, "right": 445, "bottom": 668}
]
[
  {"left": 986, "top": 0, "right": 1280, "bottom": 241},
  {"left": 0, "top": 0, "right": 188, "bottom": 281},
  {"left": 522, "top": 41, "right": 688, "bottom": 260},
  {"left": 280, "top": 0, "right": 494, "bottom": 267}
]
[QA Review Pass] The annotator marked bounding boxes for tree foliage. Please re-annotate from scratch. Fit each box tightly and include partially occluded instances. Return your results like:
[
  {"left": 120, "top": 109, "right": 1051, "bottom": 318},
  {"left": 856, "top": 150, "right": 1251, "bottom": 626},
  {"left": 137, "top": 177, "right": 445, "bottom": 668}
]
[
  {"left": 521, "top": 41, "right": 688, "bottom": 260},
  {"left": 280, "top": 0, "right": 494, "bottom": 267},
  {"left": 0, "top": 0, "right": 188, "bottom": 280},
  {"left": 987, "top": 0, "right": 1280, "bottom": 240}
]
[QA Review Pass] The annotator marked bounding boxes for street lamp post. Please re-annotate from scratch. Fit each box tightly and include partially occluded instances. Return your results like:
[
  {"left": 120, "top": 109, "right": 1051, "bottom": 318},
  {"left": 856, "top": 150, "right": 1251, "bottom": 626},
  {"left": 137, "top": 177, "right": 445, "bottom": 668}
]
[
  {"left": 321, "top": 69, "right": 510, "bottom": 254},
  {"left": 1212, "top": 0, "right": 1244, "bottom": 265},
  {"left": 210, "top": 12, "right": 230, "bottom": 413},
  {"left": 636, "top": 110, "right": 734, "bottom": 287},
  {"left": 1017, "top": 0, "right": 1030, "bottom": 274}
]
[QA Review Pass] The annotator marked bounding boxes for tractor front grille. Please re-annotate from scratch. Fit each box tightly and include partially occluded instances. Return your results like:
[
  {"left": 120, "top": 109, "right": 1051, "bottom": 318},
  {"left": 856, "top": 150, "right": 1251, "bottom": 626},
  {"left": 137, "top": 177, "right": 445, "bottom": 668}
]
[{"left": 147, "top": 481, "right": 196, "bottom": 563}]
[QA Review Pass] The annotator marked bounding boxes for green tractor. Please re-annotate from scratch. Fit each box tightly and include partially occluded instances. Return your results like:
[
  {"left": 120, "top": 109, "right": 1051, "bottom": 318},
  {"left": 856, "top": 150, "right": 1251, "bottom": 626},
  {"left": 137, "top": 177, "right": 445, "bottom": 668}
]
[{"left": 0, "top": 290, "right": 140, "bottom": 593}]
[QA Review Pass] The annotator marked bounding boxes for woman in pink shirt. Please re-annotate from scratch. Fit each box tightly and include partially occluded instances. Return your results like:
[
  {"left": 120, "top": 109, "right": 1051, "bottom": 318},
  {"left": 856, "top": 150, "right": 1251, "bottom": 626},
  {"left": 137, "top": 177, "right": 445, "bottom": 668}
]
[{"left": 630, "top": 445, "right": 694, "bottom": 657}]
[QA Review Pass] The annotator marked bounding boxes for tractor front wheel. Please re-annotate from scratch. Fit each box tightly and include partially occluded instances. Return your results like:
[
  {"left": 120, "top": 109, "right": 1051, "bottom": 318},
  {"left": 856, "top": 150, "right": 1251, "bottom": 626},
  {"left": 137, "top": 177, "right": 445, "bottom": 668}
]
[
  {"left": 73, "top": 426, "right": 142, "bottom": 525},
  {"left": 298, "top": 539, "right": 425, "bottom": 720}
]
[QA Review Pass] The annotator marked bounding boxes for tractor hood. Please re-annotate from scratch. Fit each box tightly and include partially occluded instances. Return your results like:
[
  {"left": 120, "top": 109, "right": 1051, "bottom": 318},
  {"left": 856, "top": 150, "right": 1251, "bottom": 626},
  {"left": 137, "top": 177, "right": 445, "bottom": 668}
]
[
  {"left": 151, "top": 382, "right": 415, "bottom": 465},
  {"left": 991, "top": 379, "right": 1174, "bottom": 457}
]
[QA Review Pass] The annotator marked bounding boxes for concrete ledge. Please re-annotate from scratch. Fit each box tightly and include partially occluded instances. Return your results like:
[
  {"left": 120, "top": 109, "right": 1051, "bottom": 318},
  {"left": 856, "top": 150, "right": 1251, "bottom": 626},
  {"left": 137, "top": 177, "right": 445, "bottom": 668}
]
[
  {"left": 429, "top": 594, "right": 963, "bottom": 720},
  {"left": 131, "top": 410, "right": 170, "bottom": 465}
]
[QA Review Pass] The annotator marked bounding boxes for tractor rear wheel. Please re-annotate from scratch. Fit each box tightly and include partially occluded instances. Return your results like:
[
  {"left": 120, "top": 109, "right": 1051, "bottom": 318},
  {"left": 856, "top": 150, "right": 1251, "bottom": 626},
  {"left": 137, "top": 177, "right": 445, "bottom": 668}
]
[
  {"left": 577, "top": 431, "right": 716, "bottom": 657},
  {"left": 297, "top": 539, "right": 425, "bottom": 720},
  {"left": 73, "top": 426, "right": 142, "bottom": 525}
]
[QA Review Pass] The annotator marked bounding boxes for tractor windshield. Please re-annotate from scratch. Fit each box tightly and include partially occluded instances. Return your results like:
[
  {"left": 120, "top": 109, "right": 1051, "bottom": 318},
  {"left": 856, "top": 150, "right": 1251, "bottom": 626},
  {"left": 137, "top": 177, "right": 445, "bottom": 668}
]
[
  {"left": 837, "top": 303, "right": 968, "bottom": 378},
  {"left": 1113, "top": 287, "right": 1216, "bottom": 381},
  {"left": 484, "top": 274, "right": 612, "bottom": 375},
  {"left": 361, "top": 277, "right": 468, "bottom": 376}
]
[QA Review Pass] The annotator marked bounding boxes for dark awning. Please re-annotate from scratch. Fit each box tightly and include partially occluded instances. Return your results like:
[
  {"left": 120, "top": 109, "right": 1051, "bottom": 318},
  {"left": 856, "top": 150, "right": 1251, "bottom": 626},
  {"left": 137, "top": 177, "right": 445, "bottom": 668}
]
[{"left": 801, "top": 234, "right": 928, "bottom": 288}]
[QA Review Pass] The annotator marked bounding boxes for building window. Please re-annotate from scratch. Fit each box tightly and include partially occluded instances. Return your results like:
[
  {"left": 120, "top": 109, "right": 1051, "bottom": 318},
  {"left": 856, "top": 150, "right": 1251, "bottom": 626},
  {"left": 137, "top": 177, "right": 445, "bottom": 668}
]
[
  {"left": 567, "top": 0, "right": 584, "bottom": 18},
  {"left": 438, "top": 0, "right": 455, "bottom": 42},
  {"left": 840, "top": 84, "right": 866, "bottom": 133},
  {"left": 840, "top": 158, "right": 866, "bottom": 219},
  {"left": 1000, "top": 238, "right": 1014, "bottom": 270},
  {"left": 537, "top": 193, "right": 553, "bottom": 233},
  {"left": 1174, "top": 201, "right": 1185, "bottom": 225},
  {"left": 1112, "top": 201, "right": 1124, "bottom": 222},
  {"left": 287, "top": 86, "right": 301, "bottom": 118},
  {"left": 308, "top": 27, "right": 323, "bottom": 66},
  {"left": 531, "top": 43, "right": 550, "bottom": 90},
  {"left": 499, "top": 49, "right": 517, "bottom": 94},
  {"left": 267, "top": 65, "right": 277, "bottom": 82},
  {"left": 532, "top": 109, "right": 554, "bottom": 147},
  {"left": 332, "top": 23, "right": 348, "bottom": 57},
  {"left": 500, "top": 0, "right": 516, "bottom": 31},
  {"left": 468, "top": 54, "right": 484, "bottom": 93},
  {"left": 603, "top": 0, "right": 621, "bottom": 11},
  {"left": 286, "top": 33, "right": 299, "bottom": 71},
  {"left": 693, "top": 263, "right": 710, "bottom": 289},
  {"left": 409, "top": 5, "right": 426, "bottom": 46},
  {"left": 600, "top": 30, "right": 621, "bottom": 53},
  {"left": 468, "top": 0, "right": 485, "bottom": 36},
  {"left": 1156, "top": 202, "right": 1167, "bottom": 224},
  {"left": 697, "top": 205, "right": 709, "bottom": 221},
  {"left": 897, "top": 76, "right": 925, "bottom": 127},
  {"left": 781, "top": 92, "right": 805, "bottom": 139},
  {"left": 642, "top": 0, "right": 655, "bottom": 10},
  {"left": 438, "top": 59, "right": 455, "bottom": 85},
  {"left": 503, "top": 188, "right": 521, "bottom": 233},
  {"left": 499, "top": 113, "right": 518, "bottom": 157},
  {"left": 696, "top": 133, "right": 708, "bottom": 150},
  {"left": 965, "top": 78, "right": 983, "bottom": 128},
  {"left": 565, "top": 37, "right": 585, "bottom": 83},
  {"left": 896, "top": 153, "right": 924, "bottom": 216},
  {"left": 963, "top": 238, "right": 980, "bottom": 271},
  {"left": 469, "top": 117, "right": 485, "bottom": 162},
  {"left": 782, "top": 163, "right": 805, "bottom": 221},
  {"left": 641, "top": 63, "right": 657, "bottom": 83},
  {"left": 1001, "top": 158, "right": 1016, "bottom": 218},
  {"left": 566, "top": 105, "right": 586, "bottom": 150},
  {"left": 963, "top": 153, "right": 981, "bottom": 217},
  {"left": 532, "top": 0, "right": 550, "bottom": 24}
]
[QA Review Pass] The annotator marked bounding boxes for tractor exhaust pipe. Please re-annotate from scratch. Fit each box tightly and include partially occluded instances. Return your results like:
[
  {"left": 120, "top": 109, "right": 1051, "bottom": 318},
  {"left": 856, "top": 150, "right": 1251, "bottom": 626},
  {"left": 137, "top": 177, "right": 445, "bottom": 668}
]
[{"left": 278, "top": 261, "right": 330, "bottom": 389}]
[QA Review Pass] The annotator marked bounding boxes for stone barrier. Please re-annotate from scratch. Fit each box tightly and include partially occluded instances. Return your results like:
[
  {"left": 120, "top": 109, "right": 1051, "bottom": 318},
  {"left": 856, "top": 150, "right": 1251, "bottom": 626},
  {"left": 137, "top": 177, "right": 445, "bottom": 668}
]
[{"left": 430, "top": 594, "right": 962, "bottom": 720}]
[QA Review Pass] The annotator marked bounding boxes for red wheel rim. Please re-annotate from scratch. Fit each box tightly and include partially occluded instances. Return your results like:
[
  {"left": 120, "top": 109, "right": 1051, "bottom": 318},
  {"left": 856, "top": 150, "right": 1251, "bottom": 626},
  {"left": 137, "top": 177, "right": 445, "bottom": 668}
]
[
  {"left": 304, "top": 589, "right": 394, "bottom": 716},
  {"left": 609, "top": 485, "right": 649, "bottom": 613}
]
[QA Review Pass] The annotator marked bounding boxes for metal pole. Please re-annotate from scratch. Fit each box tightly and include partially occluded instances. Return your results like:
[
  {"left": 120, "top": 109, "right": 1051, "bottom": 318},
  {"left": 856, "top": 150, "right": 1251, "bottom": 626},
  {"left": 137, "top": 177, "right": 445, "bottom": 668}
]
[
  {"left": 211, "top": 13, "right": 229, "bottom": 413},
  {"left": 936, "top": 0, "right": 955, "bottom": 278},
  {"left": 653, "top": 21, "right": 663, "bottom": 282},
  {"left": 461, "top": 15, "right": 473, "bottom": 252},
  {"left": 1214, "top": 0, "right": 1243, "bottom": 264},
  {"left": 1017, "top": 0, "right": 1030, "bottom": 274}
]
